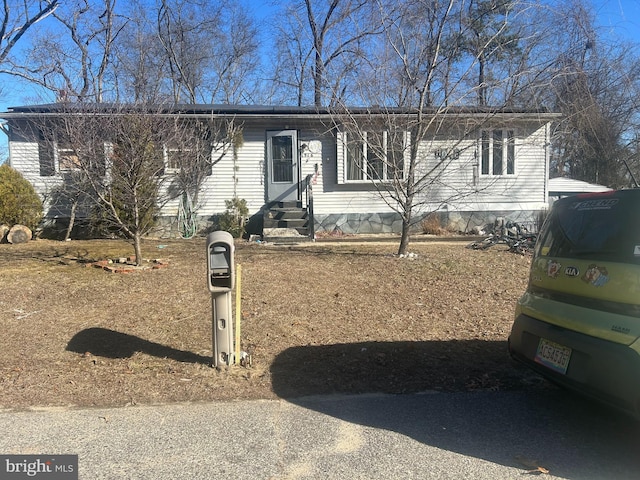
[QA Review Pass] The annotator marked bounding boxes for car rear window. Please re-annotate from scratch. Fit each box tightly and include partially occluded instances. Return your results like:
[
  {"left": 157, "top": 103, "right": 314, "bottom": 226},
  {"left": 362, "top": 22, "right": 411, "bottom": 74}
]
[{"left": 536, "top": 191, "right": 640, "bottom": 264}]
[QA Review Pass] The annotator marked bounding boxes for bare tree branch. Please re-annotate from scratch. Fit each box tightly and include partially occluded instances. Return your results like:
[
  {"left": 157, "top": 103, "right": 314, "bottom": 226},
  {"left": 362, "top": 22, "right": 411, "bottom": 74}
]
[{"left": 0, "top": 0, "right": 59, "bottom": 64}]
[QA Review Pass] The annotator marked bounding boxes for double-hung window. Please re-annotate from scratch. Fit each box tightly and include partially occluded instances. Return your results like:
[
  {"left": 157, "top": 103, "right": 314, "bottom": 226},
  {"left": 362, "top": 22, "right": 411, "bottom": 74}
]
[
  {"left": 481, "top": 129, "right": 515, "bottom": 176},
  {"left": 341, "top": 130, "right": 405, "bottom": 183},
  {"left": 163, "top": 143, "right": 183, "bottom": 173},
  {"left": 57, "top": 141, "right": 81, "bottom": 171},
  {"left": 162, "top": 142, "right": 215, "bottom": 176},
  {"left": 39, "top": 133, "right": 106, "bottom": 176}
]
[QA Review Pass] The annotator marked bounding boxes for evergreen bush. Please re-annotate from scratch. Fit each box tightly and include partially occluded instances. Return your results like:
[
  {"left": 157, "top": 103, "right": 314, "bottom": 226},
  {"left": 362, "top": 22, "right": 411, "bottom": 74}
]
[
  {"left": 217, "top": 197, "right": 248, "bottom": 238},
  {"left": 0, "top": 164, "right": 43, "bottom": 231}
]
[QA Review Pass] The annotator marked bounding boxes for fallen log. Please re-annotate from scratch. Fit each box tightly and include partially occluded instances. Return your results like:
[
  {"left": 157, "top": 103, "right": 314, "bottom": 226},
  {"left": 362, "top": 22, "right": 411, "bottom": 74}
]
[
  {"left": 0, "top": 224, "right": 9, "bottom": 242},
  {"left": 7, "top": 224, "right": 32, "bottom": 244}
]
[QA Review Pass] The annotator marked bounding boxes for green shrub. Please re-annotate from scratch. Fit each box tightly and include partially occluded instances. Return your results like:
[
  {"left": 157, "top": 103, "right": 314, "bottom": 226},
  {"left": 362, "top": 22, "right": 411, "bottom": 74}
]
[
  {"left": 217, "top": 197, "right": 248, "bottom": 238},
  {"left": 0, "top": 164, "right": 43, "bottom": 230}
]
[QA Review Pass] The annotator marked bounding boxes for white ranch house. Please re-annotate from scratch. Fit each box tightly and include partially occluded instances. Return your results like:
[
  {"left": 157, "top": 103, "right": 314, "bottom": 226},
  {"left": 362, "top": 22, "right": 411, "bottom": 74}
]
[{"left": 1, "top": 104, "right": 559, "bottom": 239}]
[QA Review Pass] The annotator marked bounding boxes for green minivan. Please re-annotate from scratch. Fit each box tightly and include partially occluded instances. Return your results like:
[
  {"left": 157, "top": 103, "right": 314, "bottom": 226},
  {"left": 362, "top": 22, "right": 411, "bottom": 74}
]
[{"left": 509, "top": 189, "right": 640, "bottom": 416}]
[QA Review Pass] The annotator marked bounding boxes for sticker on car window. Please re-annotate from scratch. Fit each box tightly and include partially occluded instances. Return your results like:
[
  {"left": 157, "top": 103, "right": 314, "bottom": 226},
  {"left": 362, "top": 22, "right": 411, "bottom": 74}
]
[
  {"left": 547, "top": 260, "right": 561, "bottom": 278},
  {"left": 634, "top": 246, "right": 640, "bottom": 256},
  {"left": 570, "top": 198, "right": 619, "bottom": 211},
  {"left": 582, "top": 264, "right": 609, "bottom": 287}
]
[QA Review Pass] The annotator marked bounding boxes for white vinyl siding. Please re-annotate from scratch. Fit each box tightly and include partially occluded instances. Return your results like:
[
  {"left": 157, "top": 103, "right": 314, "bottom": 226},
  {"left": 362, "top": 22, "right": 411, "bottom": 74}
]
[
  {"left": 471, "top": 124, "right": 548, "bottom": 207},
  {"left": 161, "top": 127, "right": 267, "bottom": 216},
  {"left": 6, "top": 114, "right": 553, "bottom": 224},
  {"left": 8, "top": 140, "right": 65, "bottom": 217}
]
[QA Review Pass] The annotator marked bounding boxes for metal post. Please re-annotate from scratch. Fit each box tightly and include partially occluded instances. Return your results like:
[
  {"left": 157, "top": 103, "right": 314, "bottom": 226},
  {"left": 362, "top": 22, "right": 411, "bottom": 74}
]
[{"left": 211, "top": 291, "right": 233, "bottom": 367}]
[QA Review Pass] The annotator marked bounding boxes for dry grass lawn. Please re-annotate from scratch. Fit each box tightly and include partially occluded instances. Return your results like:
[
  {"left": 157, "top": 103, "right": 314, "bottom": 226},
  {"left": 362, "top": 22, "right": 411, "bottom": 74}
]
[{"left": 0, "top": 236, "right": 547, "bottom": 410}]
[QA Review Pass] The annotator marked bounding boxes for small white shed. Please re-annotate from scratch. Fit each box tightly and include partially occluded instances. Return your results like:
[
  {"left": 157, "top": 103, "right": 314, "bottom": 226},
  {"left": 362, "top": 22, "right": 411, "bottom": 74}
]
[{"left": 548, "top": 177, "right": 612, "bottom": 201}]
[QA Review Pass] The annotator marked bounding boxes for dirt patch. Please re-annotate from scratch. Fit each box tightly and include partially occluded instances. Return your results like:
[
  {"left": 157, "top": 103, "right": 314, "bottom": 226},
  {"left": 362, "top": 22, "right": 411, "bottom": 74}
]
[{"left": 0, "top": 237, "right": 549, "bottom": 410}]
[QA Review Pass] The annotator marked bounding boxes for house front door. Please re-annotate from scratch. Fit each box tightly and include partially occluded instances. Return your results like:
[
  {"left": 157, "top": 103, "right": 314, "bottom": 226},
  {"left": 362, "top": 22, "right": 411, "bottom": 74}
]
[{"left": 266, "top": 130, "right": 299, "bottom": 203}]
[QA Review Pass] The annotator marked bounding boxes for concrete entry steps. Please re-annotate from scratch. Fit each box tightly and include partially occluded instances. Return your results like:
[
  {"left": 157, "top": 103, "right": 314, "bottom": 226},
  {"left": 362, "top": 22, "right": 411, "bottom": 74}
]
[{"left": 263, "top": 201, "right": 311, "bottom": 243}]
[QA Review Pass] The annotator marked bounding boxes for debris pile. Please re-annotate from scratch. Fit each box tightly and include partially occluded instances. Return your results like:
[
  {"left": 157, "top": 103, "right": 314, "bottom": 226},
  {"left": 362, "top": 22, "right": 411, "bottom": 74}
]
[{"left": 89, "top": 257, "right": 169, "bottom": 273}]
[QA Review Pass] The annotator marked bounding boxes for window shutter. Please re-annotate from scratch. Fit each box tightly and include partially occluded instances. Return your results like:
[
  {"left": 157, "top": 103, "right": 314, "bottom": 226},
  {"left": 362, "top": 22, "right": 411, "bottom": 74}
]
[
  {"left": 38, "top": 132, "right": 55, "bottom": 176},
  {"left": 401, "top": 130, "right": 410, "bottom": 180}
]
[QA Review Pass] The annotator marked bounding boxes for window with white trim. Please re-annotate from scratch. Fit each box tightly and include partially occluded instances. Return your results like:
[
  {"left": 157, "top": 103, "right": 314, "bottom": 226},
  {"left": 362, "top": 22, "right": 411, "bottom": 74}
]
[
  {"left": 44, "top": 134, "right": 107, "bottom": 176},
  {"left": 163, "top": 143, "right": 184, "bottom": 172},
  {"left": 57, "top": 141, "right": 81, "bottom": 171},
  {"left": 161, "top": 142, "right": 216, "bottom": 176},
  {"left": 481, "top": 129, "right": 515, "bottom": 176},
  {"left": 342, "top": 130, "right": 405, "bottom": 182}
]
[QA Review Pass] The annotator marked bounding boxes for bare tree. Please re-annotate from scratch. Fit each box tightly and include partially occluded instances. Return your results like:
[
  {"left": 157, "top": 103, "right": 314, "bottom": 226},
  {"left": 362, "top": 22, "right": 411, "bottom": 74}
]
[
  {"left": 206, "top": 3, "right": 261, "bottom": 104},
  {"left": 52, "top": 105, "right": 169, "bottom": 262},
  {"left": 31, "top": 103, "right": 238, "bottom": 261},
  {"left": 155, "top": 0, "right": 261, "bottom": 104},
  {"left": 459, "top": 0, "right": 521, "bottom": 106},
  {"left": 337, "top": 1, "right": 452, "bottom": 255},
  {"left": 269, "top": 8, "right": 313, "bottom": 106},
  {"left": 3, "top": 0, "right": 122, "bottom": 102},
  {"left": 0, "top": 0, "right": 59, "bottom": 66},
  {"left": 272, "top": 0, "right": 381, "bottom": 107},
  {"left": 165, "top": 117, "right": 242, "bottom": 238},
  {"left": 543, "top": 0, "right": 640, "bottom": 188},
  {"left": 111, "top": 0, "right": 168, "bottom": 102},
  {"left": 332, "top": 0, "right": 557, "bottom": 255},
  {"left": 3, "top": 0, "right": 261, "bottom": 105},
  {"left": 156, "top": 0, "right": 219, "bottom": 103}
]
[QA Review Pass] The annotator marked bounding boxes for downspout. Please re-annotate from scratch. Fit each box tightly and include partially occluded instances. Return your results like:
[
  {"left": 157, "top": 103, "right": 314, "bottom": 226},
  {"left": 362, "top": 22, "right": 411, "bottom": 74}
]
[
  {"left": 0, "top": 121, "right": 10, "bottom": 166},
  {"left": 540, "top": 121, "right": 551, "bottom": 232},
  {"left": 544, "top": 122, "right": 550, "bottom": 203}
]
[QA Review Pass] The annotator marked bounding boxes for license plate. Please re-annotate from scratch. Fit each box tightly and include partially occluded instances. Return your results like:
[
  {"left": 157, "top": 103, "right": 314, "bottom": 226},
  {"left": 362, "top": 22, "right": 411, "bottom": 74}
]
[{"left": 534, "top": 338, "right": 572, "bottom": 375}]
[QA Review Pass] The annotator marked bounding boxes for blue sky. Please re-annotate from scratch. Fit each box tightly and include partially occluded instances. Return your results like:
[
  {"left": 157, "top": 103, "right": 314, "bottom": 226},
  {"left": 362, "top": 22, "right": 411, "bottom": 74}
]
[
  {"left": 596, "top": 0, "right": 640, "bottom": 39},
  {"left": 0, "top": 0, "right": 639, "bottom": 161}
]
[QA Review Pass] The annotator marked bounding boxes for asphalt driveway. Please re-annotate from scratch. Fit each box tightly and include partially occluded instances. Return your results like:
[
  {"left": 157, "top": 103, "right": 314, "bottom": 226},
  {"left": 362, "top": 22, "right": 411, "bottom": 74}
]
[{"left": 1, "top": 388, "right": 639, "bottom": 479}]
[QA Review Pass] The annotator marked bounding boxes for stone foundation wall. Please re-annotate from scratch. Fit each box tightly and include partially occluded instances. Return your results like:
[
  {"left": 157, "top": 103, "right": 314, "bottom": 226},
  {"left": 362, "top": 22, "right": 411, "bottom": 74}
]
[
  {"left": 315, "top": 210, "right": 545, "bottom": 235},
  {"left": 39, "top": 209, "right": 546, "bottom": 240}
]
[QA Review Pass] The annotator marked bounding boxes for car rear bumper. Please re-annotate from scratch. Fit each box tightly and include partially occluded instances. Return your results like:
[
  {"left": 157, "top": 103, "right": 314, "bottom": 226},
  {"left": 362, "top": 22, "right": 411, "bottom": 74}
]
[{"left": 509, "top": 313, "right": 640, "bottom": 417}]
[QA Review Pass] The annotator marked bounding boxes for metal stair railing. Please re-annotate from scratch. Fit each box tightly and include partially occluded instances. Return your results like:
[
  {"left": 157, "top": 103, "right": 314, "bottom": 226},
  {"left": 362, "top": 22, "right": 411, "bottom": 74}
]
[{"left": 304, "top": 173, "right": 316, "bottom": 241}]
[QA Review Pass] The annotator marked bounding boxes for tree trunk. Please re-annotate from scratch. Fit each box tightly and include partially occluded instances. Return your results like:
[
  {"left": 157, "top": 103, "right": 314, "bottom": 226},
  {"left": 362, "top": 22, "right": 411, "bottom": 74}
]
[
  {"left": 64, "top": 199, "right": 78, "bottom": 241},
  {"left": 397, "top": 192, "right": 414, "bottom": 256},
  {"left": 397, "top": 125, "right": 419, "bottom": 256},
  {"left": 398, "top": 219, "right": 411, "bottom": 256},
  {"left": 133, "top": 234, "right": 143, "bottom": 266},
  {"left": 478, "top": 52, "right": 486, "bottom": 106},
  {"left": 314, "top": 49, "right": 323, "bottom": 107}
]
